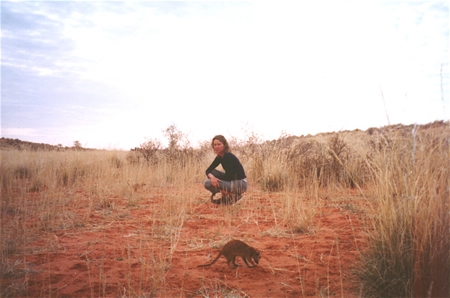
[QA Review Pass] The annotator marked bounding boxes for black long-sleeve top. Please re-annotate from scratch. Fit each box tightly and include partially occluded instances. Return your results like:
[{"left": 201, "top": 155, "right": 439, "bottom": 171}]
[{"left": 205, "top": 152, "right": 246, "bottom": 181}]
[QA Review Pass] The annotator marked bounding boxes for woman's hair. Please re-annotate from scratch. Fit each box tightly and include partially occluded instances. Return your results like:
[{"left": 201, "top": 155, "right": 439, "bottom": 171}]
[{"left": 211, "top": 135, "right": 230, "bottom": 153}]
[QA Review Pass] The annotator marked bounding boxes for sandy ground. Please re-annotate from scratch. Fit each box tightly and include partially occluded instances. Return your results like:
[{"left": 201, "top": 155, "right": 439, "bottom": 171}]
[{"left": 3, "top": 186, "right": 367, "bottom": 297}]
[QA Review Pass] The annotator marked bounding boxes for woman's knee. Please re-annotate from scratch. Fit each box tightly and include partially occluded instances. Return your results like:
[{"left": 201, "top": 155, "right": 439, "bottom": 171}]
[{"left": 204, "top": 179, "right": 212, "bottom": 188}]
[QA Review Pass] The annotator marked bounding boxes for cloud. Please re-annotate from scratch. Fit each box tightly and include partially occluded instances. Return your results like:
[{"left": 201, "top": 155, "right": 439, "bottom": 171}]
[
  {"left": 1, "top": 1, "right": 448, "bottom": 149},
  {"left": 2, "top": 128, "right": 39, "bottom": 137},
  {"left": 1, "top": 1, "right": 89, "bottom": 79}
]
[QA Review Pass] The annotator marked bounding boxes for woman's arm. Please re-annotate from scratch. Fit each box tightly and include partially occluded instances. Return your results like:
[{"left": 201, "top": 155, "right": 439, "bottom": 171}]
[
  {"left": 206, "top": 156, "right": 222, "bottom": 187},
  {"left": 205, "top": 156, "right": 220, "bottom": 176}
]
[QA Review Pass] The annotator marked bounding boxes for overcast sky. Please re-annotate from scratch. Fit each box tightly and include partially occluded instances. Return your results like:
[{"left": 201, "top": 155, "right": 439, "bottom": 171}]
[{"left": 2, "top": 1, "right": 449, "bottom": 149}]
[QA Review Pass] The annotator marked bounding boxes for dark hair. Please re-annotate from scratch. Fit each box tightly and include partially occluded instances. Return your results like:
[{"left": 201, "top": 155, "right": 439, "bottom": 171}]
[{"left": 211, "top": 135, "right": 230, "bottom": 153}]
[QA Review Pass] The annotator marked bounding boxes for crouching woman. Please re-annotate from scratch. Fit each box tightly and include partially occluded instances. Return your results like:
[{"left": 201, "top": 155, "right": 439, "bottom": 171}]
[{"left": 204, "top": 135, "right": 247, "bottom": 205}]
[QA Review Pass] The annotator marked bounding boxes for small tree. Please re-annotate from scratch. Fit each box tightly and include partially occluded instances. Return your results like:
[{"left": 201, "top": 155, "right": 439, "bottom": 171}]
[
  {"left": 163, "top": 123, "right": 187, "bottom": 153},
  {"left": 73, "top": 141, "right": 82, "bottom": 150}
]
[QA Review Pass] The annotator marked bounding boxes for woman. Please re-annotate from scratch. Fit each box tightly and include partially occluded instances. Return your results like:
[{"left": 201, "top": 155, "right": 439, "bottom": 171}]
[{"left": 204, "top": 135, "right": 247, "bottom": 205}]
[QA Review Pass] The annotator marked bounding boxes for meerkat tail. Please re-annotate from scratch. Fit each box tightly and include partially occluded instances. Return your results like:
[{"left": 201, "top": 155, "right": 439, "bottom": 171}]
[{"left": 197, "top": 252, "right": 222, "bottom": 267}]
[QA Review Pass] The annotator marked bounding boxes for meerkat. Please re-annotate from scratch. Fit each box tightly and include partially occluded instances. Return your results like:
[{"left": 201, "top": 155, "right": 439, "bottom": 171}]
[{"left": 198, "top": 240, "right": 261, "bottom": 269}]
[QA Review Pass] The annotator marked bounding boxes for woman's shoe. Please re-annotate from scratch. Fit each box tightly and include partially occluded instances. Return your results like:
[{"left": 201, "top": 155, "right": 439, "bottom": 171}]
[
  {"left": 211, "top": 194, "right": 222, "bottom": 204},
  {"left": 211, "top": 198, "right": 221, "bottom": 204}
]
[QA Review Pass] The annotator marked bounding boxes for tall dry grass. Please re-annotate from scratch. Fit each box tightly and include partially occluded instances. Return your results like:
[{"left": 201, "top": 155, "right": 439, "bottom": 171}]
[
  {"left": 235, "top": 131, "right": 370, "bottom": 193},
  {"left": 1, "top": 121, "right": 448, "bottom": 296},
  {"left": 231, "top": 123, "right": 449, "bottom": 296},
  {"left": 355, "top": 125, "right": 449, "bottom": 297}
]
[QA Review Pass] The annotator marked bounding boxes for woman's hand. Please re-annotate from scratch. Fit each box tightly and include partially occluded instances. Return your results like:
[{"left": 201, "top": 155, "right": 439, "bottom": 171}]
[{"left": 209, "top": 174, "right": 221, "bottom": 188}]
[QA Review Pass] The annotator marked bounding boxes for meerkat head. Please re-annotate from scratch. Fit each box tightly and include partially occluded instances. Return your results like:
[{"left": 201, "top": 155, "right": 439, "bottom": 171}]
[{"left": 253, "top": 250, "right": 261, "bottom": 264}]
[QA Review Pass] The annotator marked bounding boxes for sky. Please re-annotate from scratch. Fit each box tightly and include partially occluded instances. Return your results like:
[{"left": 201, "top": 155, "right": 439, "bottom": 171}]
[{"left": 1, "top": 1, "right": 449, "bottom": 150}]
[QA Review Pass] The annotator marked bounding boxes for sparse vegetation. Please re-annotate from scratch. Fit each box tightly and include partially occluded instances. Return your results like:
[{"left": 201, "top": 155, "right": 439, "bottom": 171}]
[{"left": 1, "top": 121, "right": 448, "bottom": 297}]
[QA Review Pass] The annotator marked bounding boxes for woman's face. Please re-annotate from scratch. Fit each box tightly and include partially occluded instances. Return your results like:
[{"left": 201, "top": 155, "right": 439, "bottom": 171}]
[{"left": 213, "top": 139, "right": 225, "bottom": 156}]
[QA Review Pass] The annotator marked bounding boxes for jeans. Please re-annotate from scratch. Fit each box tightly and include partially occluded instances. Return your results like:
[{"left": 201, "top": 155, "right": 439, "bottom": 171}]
[{"left": 204, "top": 170, "right": 247, "bottom": 197}]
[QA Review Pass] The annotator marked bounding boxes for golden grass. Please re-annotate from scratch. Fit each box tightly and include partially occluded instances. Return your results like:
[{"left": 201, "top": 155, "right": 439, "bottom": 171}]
[
  {"left": 355, "top": 124, "right": 450, "bottom": 297},
  {"left": 1, "top": 121, "right": 448, "bottom": 297}
]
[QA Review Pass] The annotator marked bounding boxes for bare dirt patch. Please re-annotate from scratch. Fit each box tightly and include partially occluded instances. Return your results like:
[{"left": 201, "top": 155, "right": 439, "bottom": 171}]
[{"left": 2, "top": 185, "right": 367, "bottom": 297}]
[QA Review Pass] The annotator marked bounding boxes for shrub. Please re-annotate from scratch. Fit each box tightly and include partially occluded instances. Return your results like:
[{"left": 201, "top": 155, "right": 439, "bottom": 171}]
[{"left": 129, "top": 138, "right": 161, "bottom": 164}]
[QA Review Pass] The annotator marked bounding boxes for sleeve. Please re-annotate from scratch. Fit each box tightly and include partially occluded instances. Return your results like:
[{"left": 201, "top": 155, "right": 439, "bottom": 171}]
[
  {"left": 222, "top": 153, "right": 246, "bottom": 181},
  {"left": 205, "top": 156, "right": 221, "bottom": 177}
]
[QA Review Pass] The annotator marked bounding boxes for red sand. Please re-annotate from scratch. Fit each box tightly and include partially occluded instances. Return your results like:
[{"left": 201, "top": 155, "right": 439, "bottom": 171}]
[{"left": 3, "top": 186, "right": 367, "bottom": 297}]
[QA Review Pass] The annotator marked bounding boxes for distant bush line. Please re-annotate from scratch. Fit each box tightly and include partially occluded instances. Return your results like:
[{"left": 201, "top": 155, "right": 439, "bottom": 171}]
[{"left": 0, "top": 138, "right": 98, "bottom": 151}]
